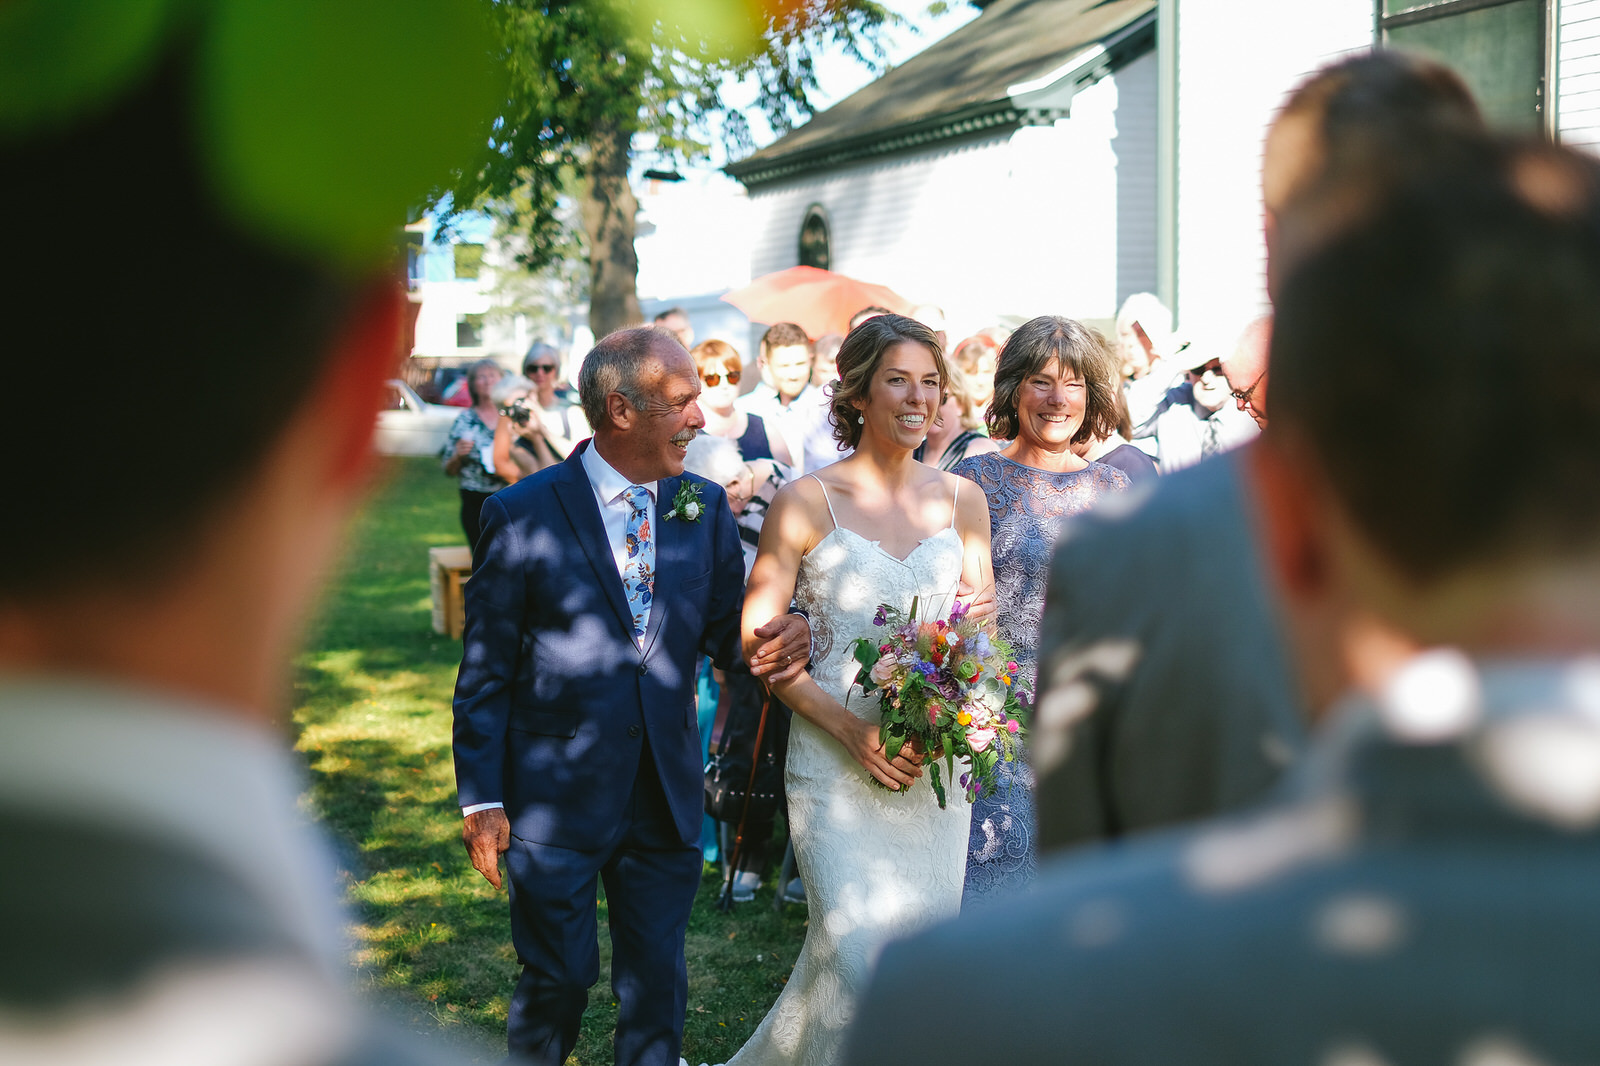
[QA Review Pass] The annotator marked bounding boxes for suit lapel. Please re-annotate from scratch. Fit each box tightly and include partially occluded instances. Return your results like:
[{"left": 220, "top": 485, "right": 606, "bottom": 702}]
[
  {"left": 552, "top": 449, "right": 634, "bottom": 639},
  {"left": 640, "top": 475, "right": 681, "bottom": 660}
]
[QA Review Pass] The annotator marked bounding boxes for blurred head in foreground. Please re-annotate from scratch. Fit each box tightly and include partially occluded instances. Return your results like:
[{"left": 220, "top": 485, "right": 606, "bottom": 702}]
[
  {"left": 0, "top": 6, "right": 494, "bottom": 713},
  {"left": 1266, "top": 49, "right": 1483, "bottom": 297},
  {"left": 0, "top": 4, "right": 495, "bottom": 1057},
  {"left": 1257, "top": 136, "right": 1600, "bottom": 711}
]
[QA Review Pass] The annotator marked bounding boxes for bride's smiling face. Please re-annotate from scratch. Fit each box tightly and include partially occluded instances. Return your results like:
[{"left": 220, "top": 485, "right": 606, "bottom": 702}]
[{"left": 854, "top": 340, "right": 942, "bottom": 449}]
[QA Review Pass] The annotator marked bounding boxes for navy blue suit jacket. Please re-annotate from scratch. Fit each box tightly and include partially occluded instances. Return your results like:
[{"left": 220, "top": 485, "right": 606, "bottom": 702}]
[{"left": 452, "top": 444, "right": 745, "bottom": 851}]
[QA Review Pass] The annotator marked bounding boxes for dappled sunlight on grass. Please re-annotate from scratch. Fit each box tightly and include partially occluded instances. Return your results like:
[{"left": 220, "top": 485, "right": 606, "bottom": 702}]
[{"left": 294, "top": 458, "right": 809, "bottom": 1066}]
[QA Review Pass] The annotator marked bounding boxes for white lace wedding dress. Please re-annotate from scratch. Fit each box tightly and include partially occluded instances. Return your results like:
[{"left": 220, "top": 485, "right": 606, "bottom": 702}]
[{"left": 722, "top": 480, "right": 973, "bottom": 1066}]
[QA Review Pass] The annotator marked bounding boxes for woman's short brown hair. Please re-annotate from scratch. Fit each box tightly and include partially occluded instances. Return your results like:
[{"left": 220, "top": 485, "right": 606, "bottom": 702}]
[
  {"left": 829, "top": 314, "right": 947, "bottom": 449},
  {"left": 987, "top": 316, "right": 1120, "bottom": 445},
  {"left": 690, "top": 338, "right": 742, "bottom": 375}
]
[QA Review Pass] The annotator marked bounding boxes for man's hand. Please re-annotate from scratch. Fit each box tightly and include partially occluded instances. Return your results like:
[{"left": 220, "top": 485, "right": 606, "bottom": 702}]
[
  {"left": 956, "top": 579, "right": 997, "bottom": 624},
  {"left": 462, "top": 808, "right": 511, "bottom": 890},
  {"left": 749, "top": 613, "right": 811, "bottom": 683}
]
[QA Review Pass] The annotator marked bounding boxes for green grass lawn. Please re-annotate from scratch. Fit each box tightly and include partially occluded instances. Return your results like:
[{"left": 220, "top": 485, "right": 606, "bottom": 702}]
[{"left": 293, "top": 456, "right": 808, "bottom": 1065}]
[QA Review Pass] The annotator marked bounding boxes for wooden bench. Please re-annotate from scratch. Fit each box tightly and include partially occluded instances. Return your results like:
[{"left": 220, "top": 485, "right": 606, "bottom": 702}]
[{"left": 429, "top": 545, "right": 475, "bottom": 639}]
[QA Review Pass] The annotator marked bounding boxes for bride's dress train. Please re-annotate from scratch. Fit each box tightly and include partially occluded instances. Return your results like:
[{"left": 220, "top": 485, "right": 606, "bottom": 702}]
[{"left": 721, "top": 482, "right": 972, "bottom": 1066}]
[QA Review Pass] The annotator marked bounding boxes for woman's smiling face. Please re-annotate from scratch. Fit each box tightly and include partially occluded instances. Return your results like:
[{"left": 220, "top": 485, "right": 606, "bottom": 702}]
[
  {"left": 855, "top": 340, "right": 942, "bottom": 449},
  {"left": 1013, "top": 359, "right": 1086, "bottom": 449}
]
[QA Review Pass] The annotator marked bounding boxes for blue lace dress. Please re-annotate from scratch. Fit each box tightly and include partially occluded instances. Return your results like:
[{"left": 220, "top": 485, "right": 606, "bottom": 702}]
[{"left": 949, "top": 452, "right": 1130, "bottom": 904}]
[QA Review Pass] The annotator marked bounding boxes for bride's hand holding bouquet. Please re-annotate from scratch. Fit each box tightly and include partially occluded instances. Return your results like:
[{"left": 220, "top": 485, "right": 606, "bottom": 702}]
[{"left": 847, "top": 594, "right": 1029, "bottom": 809}]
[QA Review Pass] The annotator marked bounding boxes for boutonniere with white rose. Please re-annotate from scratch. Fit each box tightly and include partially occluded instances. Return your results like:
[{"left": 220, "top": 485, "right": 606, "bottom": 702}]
[{"left": 665, "top": 480, "right": 704, "bottom": 522}]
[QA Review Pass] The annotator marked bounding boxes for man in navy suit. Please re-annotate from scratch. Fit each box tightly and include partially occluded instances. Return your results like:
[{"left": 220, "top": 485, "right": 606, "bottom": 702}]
[{"left": 453, "top": 327, "right": 810, "bottom": 1066}]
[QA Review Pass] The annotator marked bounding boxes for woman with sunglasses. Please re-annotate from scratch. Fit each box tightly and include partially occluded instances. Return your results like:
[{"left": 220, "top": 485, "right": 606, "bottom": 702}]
[
  {"left": 692, "top": 339, "right": 796, "bottom": 470},
  {"left": 513, "top": 342, "right": 589, "bottom": 467}
]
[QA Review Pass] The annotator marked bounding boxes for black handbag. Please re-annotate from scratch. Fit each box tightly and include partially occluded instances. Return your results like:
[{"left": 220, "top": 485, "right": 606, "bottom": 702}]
[{"left": 704, "top": 670, "right": 785, "bottom": 824}]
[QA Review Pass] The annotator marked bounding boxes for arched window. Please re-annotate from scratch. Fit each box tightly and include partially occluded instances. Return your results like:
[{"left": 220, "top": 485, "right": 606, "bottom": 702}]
[{"left": 799, "top": 205, "right": 830, "bottom": 270}]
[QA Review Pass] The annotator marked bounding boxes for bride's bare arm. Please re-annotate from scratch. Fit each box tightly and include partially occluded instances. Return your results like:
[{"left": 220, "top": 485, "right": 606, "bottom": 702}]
[
  {"left": 742, "top": 482, "right": 923, "bottom": 791},
  {"left": 953, "top": 477, "right": 994, "bottom": 610}
]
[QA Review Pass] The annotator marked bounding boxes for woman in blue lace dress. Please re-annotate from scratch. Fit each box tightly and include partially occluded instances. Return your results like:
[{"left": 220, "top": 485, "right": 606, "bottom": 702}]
[{"left": 952, "top": 316, "right": 1130, "bottom": 905}]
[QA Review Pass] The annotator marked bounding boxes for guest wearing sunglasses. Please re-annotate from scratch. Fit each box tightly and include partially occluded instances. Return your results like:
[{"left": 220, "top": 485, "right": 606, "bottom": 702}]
[
  {"left": 519, "top": 342, "right": 589, "bottom": 462},
  {"left": 693, "top": 339, "right": 796, "bottom": 471},
  {"left": 1131, "top": 331, "right": 1259, "bottom": 473}
]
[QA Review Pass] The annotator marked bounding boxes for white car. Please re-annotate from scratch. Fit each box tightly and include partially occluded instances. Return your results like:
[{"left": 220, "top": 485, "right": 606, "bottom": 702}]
[{"left": 375, "top": 379, "right": 461, "bottom": 457}]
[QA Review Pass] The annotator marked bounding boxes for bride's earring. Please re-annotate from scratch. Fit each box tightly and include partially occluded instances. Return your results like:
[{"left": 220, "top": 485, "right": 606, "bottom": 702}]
[{"left": 857, "top": 414, "right": 864, "bottom": 424}]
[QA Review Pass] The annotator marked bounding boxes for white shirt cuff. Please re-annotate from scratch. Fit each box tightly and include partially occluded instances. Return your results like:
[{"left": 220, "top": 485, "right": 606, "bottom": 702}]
[{"left": 462, "top": 801, "right": 504, "bottom": 817}]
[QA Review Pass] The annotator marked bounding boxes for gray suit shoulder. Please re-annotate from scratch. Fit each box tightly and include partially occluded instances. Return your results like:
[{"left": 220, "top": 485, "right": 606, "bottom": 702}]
[{"left": 1034, "top": 450, "right": 1303, "bottom": 850}]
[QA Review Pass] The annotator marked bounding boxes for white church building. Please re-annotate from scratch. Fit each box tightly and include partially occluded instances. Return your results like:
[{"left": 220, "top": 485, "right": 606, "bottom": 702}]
[
  {"left": 727, "top": 0, "right": 1159, "bottom": 340},
  {"left": 730, "top": 0, "right": 1600, "bottom": 348}
]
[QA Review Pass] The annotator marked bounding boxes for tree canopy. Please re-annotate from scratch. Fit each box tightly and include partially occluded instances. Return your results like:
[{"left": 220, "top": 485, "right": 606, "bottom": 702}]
[{"left": 433, "top": 0, "right": 900, "bottom": 335}]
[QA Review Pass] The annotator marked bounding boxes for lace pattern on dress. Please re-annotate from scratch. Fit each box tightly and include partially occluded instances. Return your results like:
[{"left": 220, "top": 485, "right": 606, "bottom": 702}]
[
  {"left": 949, "top": 453, "right": 1130, "bottom": 905},
  {"left": 724, "top": 518, "right": 970, "bottom": 1066}
]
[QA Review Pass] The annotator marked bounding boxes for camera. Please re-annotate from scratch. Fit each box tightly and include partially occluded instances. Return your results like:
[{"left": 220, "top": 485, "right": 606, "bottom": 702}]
[{"left": 498, "top": 397, "right": 536, "bottom": 427}]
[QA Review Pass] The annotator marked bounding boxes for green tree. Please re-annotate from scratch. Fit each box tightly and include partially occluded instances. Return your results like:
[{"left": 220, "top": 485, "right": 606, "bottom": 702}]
[{"left": 436, "top": 0, "right": 898, "bottom": 338}]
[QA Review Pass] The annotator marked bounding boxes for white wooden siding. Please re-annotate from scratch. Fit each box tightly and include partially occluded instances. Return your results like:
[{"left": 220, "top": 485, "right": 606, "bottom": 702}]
[
  {"left": 744, "top": 56, "right": 1159, "bottom": 338},
  {"left": 1172, "top": 0, "right": 1372, "bottom": 349},
  {"left": 1560, "top": 0, "right": 1600, "bottom": 151}
]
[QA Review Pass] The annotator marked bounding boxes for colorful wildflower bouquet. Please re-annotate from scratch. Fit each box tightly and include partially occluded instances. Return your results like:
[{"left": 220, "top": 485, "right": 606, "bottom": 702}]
[{"left": 847, "top": 596, "right": 1029, "bottom": 809}]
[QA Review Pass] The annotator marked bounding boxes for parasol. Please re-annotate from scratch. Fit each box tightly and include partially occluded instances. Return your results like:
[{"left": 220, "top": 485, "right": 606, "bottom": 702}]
[{"left": 720, "top": 265, "right": 914, "bottom": 339}]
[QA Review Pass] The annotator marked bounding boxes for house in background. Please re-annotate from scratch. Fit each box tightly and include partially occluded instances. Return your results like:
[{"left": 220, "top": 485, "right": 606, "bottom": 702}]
[
  {"left": 1163, "top": 0, "right": 1600, "bottom": 351},
  {"left": 730, "top": 0, "right": 1600, "bottom": 352},
  {"left": 408, "top": 214, "right": 523, "bottom": 365},
  {"left": 726, "top": 0, "right": 1159, "bottom": 341}
]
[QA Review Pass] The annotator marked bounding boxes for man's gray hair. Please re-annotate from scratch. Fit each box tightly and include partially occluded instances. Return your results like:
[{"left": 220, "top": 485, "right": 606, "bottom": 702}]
[{"left": 578, "top": 328, "right": 659, "bottom": 430}]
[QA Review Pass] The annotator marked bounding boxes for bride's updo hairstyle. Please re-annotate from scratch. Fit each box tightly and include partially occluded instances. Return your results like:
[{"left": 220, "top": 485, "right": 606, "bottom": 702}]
[{"left": 829, "top": 313, "right": 948, "bottom": 449}]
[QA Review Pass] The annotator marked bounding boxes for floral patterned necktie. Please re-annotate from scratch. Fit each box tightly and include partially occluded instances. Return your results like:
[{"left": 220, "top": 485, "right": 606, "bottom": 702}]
[{"left": 622, "top": 485, "right": 654, "bottom": 641}]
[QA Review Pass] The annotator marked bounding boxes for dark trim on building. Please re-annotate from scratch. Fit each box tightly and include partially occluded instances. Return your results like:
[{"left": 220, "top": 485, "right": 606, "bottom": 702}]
[{"left": 728, "top": 8, "right": 1156, "bottom": 189}]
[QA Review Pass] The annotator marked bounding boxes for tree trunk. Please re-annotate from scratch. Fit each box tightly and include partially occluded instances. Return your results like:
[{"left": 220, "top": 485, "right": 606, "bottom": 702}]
[{"left": 580, "top": 119, "right": 642, "bottom": 340}]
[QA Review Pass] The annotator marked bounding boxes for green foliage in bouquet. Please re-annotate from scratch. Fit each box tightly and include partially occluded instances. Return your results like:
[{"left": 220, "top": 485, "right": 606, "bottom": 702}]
[{"left": 847, "top": 596, "right": 1030, "bottom": 809}]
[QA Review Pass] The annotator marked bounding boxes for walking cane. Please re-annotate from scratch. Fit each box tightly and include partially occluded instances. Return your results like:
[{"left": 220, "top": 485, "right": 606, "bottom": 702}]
[{"left": 717, "top": 680, "right": 773, "bottom": 913}]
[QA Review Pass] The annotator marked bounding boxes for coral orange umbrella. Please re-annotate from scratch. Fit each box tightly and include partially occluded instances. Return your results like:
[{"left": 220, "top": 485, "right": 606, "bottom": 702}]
[{"left": 720, "top": 266, "right": 914, "bottom": 339}]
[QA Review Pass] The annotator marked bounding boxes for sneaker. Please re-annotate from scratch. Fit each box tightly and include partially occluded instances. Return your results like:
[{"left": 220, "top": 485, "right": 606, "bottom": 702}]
[
  {"left": 780, "top": 877, "right": 806, "bottom": 905},
  {"left": 730, "top": 870, "right": 760, "bottom": 903}
]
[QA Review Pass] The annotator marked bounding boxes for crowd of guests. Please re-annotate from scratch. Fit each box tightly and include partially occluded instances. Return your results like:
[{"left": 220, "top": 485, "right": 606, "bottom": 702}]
[
  {"left": 25, "top": 11, "right": 1600, "bottom": 1066},
  {"left": 436, "top": 277, "right": 1291, "bottom": 910}
]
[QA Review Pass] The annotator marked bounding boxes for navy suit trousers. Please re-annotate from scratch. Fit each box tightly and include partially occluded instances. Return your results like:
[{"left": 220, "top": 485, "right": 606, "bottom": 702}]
[{"left": 504, "top": 742, "right": 702, "bottom": 1066}]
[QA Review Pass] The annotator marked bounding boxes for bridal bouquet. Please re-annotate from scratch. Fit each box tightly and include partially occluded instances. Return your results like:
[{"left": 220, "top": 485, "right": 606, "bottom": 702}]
[{"left": 847, "top": 597, "right": 1029, "bottom": 809}]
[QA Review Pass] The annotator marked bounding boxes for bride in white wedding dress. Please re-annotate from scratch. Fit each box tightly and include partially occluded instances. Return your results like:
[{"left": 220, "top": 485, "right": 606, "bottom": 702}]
[{"left": 725, "top": 314, "right": 993, "bottom": 1066}]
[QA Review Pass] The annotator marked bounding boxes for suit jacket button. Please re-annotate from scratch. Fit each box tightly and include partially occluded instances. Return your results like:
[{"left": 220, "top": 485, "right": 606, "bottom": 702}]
[
  {"left": 637, "top": 661, "right": 649, "bottom": 675},
  {"left": 627, "top": 725, "right": 641, "bottom": 738}
]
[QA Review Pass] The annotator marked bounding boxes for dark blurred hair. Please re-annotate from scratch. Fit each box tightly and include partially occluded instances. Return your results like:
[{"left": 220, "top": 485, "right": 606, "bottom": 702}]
[
  {"left": 0, "top": 50, "right": 369, "bottom": 599},
  {"left": 579, "top": 328, "right": 664, "bottom": 430},
  {"left": 760, "top": 322, "right": 812, "bottom": 359},
  {"left": 1272, "top": 137, "right": 1600, "bottom": 582},
  {"left": 987, "top": 317, "right": 1120, "bottom": 445},
  {"left": 830, "top": 314, "right": 946, "bottom": 449},
  {"left": 1271, "top": 50, "right": 1485, "bottom": 294},
  {"left": 653, "top": 306, "right": 689, "bottom": 323}
]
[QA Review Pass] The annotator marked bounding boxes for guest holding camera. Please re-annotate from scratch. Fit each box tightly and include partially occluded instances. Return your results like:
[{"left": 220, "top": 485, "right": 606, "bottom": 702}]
[
  {"left": 519, "top": 342, "right": 588, "bottom": 461},
  {"left": 490, "top": 377, "right": 551, "bottom": 484},
  {"left": 440, "top": 358, "right": 508, "bottom": 545}
]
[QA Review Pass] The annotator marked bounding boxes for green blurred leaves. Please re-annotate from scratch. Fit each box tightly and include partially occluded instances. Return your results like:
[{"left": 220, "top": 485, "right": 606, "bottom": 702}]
[
  {"left": 0, "top": 0, "right": 177, "bottom": 134},
  {"left": 1, "top": 0, "right": 502, "bottom": 270}
]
